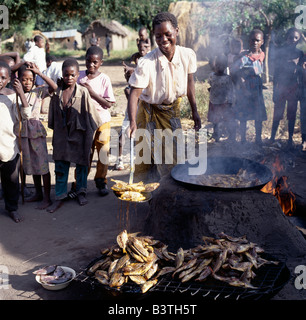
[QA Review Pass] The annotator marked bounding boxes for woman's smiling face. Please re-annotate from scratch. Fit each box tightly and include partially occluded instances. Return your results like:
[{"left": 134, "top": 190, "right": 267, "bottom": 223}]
[{"left": 154, "top": 21, "right": 178, "bottom": 61}]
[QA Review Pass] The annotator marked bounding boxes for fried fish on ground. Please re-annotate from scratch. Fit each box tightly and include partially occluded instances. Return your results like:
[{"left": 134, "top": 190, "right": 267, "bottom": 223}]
[
  {"left": 144, "top": 182, "right": 160, "bottom": 192},
  {"left": 117, "top": 230, "right": 129, "bottom": 253},
  {"left": 140, "top": 278, "right": 158, "bottom": 293}
]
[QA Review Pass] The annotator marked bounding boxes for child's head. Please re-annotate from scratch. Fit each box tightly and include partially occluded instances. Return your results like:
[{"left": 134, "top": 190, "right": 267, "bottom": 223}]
[
  {"left": 0, "top": 56, "right": 15, "bottom": 69},
  {"left": 138, "top": 27, "right": 149, "bottom": 41},
  {"left": 137, "top": 40, "right": 151, "bottom": 57},
  {"left": 85, "top": 45, "right": 103, "bottom": 74},
  {"left": 249, "top": 29, "right": 264, "bottom": 53},
  {"left": 0, "top": 61, "right": 11, "bottom": 91},
  {"left": 46, "top": 54, "right": 57, "bottom": 68},
  {"left": 214, "top": 54, "right": 228, "bottom": 74},
  {"left": 230, "top": 38, "right": 243, "bottom": 55},
  {"left": 285, "top": 27, "right": 301, "bottom": 47},
  {"left": 62, "top": 58, "right": 79, "bottom": 87},
  {"left": 34, "top": 35, "right": 44, "bottom": 48},
  {"left": 18, "top": 64, "right": 35, "bottom": 93},
  {"left": 301, "top": 54, "right": 306, "bottom": 70}
]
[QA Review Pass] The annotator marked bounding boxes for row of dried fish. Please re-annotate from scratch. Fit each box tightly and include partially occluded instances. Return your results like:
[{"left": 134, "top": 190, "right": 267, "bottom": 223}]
[
  {"left": 87, "top": 230, "right": 279, "bottom": 293},
  {"left": 166, "top": 232, "right": 279, "bottom": 289}
]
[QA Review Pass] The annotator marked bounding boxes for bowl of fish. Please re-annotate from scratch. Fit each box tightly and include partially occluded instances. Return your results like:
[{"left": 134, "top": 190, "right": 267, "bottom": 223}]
[{"left": 34, "top": 265, "right": 76, "bottom": 290}]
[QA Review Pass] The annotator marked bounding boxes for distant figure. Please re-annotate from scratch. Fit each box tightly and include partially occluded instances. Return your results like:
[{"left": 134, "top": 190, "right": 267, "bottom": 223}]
[
  {"left": 137, "top": 27, "right": 151, "bottom": 48},
  {"left": 25, "top": 39, "right": 31, "bottom": 52},
  {"left": 90, "top": 33, "right": 100, "bottom": 47},
  {"left": 43, "top": 55, "right": 62, "bottom": 84},
  {"left": 74, "top": 40, "right": 78, "bottom": 50},
  {"left": 207, "top": 54, "right": 235, "bottom": 142},
  {"left": 105, "top": 34, "right": 111, "bottom": 57},
  {"left": 270, "top": 27, "right": 304, "bottom": 147},
  {"left": 230, "top": 29, "right": 266, "bottom": 144},
  {"left": 23, "top": 35, "right": 46, "bottom": 86}
]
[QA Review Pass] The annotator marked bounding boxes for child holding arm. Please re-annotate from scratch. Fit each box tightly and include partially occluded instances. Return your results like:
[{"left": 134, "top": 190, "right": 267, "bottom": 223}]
[
  {"left": 17, "top": 63, "right": 57, "bottom": 209},
  {"left": 0, "top": 61, "right": 31, "bottom": 222}
]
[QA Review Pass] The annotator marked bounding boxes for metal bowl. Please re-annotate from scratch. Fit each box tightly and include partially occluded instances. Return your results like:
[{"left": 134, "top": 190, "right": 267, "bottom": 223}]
[{"left": 35, "top": 266, "right": 76, "bottom": 291}]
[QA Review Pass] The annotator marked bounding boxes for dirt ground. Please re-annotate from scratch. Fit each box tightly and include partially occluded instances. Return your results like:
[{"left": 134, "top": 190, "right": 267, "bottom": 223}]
[{"left": 1, "top": 59, "right": 306, "bottom": 305}]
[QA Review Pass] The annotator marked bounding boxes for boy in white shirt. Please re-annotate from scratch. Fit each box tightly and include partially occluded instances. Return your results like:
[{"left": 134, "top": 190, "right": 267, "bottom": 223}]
[{"left": 23, "top": 35, "right": 46, "bottom": 86}]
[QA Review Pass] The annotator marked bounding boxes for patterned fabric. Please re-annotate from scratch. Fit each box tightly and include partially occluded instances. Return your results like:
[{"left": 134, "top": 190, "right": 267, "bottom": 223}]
[
  {"left": 134, "top": 98, "right": 183, "bottom": 182},
  {"left": 21, "top": 89, "right": 49, "bottom": 175}
]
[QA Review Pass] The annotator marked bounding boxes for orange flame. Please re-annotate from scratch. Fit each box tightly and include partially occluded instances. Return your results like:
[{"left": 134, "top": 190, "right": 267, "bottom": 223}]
[{"left": 261, "top": 156, "right": 296, "bottom": 216}]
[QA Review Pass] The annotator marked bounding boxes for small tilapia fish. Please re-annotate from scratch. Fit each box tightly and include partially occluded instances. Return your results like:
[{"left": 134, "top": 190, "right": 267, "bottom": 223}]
[
  {"left": 140, "top": 278, "right": 158, "bottom": 293},
  {"left": 195, "top": 266, "right": 212, "bottom": 281},
  {"left": 173, "top": 257, "right": 198, "bottom": 277},
  {"left": 129, "top": 275, "right": 147, "bottom": 285},
  {"left": 117, "top": 230, "right": 128, "bottom": 253},
  {"left": 109, "top": 272, "right": 126, "bottom": 288},
  {"left": 33, "top": 265, "right": 57, "bottom": 275},
  {"left": 175, "top": 248, "right": 184, "bottom": 269},
  {"left": 156, "top": 266, "right": 176, "bottom": 278},
  {"left": 144, "top": 263, "right": 158, "bottom": 280}
]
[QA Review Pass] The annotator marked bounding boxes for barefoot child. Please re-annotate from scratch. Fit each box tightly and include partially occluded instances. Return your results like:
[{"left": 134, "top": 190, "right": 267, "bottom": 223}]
[
  {"left": 207, "top": 54, "right": 235, "bottom": 142},
  {"left": 78, "top": 46, "right": 115, "bottom": 196},
  {"left": 17, "top": 63, "right": 57, "bottom": 209},
  {"left": 47, "top": 58, "right": 102, "bottom": 212},
  {"left": 230, "top": 29, "right": 267, "bottom": 144},
  {"left": 270, "top": 27, "right": 304, "bottom": 147},
  {"left": 0, "top": 61, "right": 31, "bottom": 222}
]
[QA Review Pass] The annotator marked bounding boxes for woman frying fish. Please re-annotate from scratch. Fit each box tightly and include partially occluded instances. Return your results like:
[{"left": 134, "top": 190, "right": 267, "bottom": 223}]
[{"left": 127, "top": 12, "right": 201, "bottom": 183}]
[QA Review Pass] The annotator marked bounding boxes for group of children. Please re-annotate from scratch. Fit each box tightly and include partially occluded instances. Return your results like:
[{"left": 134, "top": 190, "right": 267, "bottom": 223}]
[
  {"left": 207, "top": 27, "right": 306, "bottom": 149},
  {"left": 0, "top": 34, "right": 118, "bottom": 222}
]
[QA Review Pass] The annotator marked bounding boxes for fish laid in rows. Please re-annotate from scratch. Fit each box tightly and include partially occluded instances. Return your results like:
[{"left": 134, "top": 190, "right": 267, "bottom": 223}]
[{"left": 87, "top": 230, "right": 279, "bottom": 293}]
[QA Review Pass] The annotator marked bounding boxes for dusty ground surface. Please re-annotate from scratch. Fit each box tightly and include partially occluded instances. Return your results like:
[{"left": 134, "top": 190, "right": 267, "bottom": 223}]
[{"left": 1, "top": 59, "right": 306, "bottom": 306}]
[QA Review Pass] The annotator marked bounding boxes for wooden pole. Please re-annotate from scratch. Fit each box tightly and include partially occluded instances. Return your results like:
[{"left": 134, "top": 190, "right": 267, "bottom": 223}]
[{"left": 15, "top": 92, "right": 24, "bottom": 204}]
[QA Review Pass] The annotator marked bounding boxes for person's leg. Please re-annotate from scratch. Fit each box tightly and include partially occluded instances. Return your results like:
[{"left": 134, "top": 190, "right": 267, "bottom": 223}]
[
  {"left": 25, "top": 175, "right": 43, "bottom": 202},
  {"left": 255, "top": 120, "right": 262, "bottom": 144},
  {"left": 270, "top": 94, "right": 286, "bottom": 142},
  {"left": 47, "top": 160, "right": 69, "bottom": 213},
  {"left": 1, "top": 154, "right": 22, "bottom": 222},
  {"left": 75, "top": 164, "right": 88, "bottom": 206},
  {"left": 36, "top": 172, "right": 52, "bottom": 210},
  {"left": 287, "top": 98, "right": 298, "bottom": 146},
  {"left": 239, "top": 120, "right": 246, "bottom": 142},
  {"left": 94, "top": 123, "right": 111, "bottom": 196}
]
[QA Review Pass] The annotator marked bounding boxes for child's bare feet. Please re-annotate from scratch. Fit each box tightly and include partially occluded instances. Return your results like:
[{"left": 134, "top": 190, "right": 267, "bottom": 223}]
[
  {"left": 9, "top": 211, "right": 23, "bottom": 223},
  {"left": 35, "top": 199, "right": 52, "bottom": 210},
  {"left": 46, "top": 199, "right": 65, "bottom": 213}
]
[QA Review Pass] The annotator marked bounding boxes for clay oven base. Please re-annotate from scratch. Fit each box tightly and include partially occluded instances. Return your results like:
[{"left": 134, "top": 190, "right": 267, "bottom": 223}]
[{"left": 145, "top": 174, "right": 306, "bottom": 257}]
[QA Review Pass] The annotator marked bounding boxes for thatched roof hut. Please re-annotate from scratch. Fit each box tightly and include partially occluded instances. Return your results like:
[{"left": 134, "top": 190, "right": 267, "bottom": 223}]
[{"left": 82, "top": 19, "right": 130, "bottom": 52}]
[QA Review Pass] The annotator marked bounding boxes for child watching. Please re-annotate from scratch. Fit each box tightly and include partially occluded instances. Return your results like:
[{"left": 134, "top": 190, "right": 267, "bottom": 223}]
[
  {"left": 17, "top": 63, "right": 57, "bottom": 210},
  {"left": 300, "top": 54, "right": 306, "bottom": 152},
  {"left": 137, "top": 27, "right": 151, "bottom": 49},
  {"left": 77, "top": 46, "right": 115, "bottom": 196},
  {"left": 43, "top": 55, "right": 62, "bottom": 84},
  {"left": 47, "top": 58, "right": 102, "bottom": 212},
  {"left": 207, "top": 54, "right": 235, "bottom": 142},
  {"left": 0, "top": 61, "right": 31, "bottom": 222},
  {"left": 23, "top": 35, "right": 47, "bottom": 86},
  {"left": 116, "top": 40, "right": 151, "bottom": 170},
  {"left": 270, "top": 27, "right": 304, "bottom": 147},
  {"left": 230, "top": 29, "right": 267, "bottom": 144}
]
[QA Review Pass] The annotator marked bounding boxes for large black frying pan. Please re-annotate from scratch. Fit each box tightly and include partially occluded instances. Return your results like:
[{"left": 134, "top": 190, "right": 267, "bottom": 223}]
[{"left": 171, "top": 156, "right": 273, "bottom": 191}]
